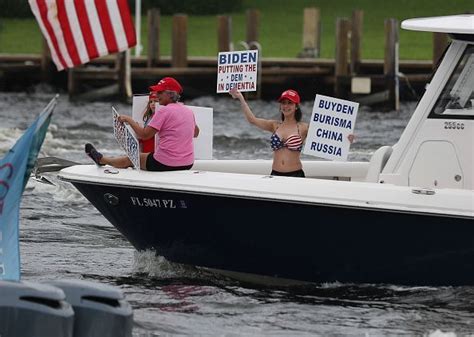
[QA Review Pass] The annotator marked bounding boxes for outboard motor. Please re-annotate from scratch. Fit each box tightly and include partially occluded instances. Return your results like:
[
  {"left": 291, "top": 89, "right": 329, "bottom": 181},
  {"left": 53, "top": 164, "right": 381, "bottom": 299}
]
[
  {"left": 46, "top": 279, "right": 133, "bottom": 337},
  {"left": 0, "top": 280, "right": 74, "bottom": 337}
]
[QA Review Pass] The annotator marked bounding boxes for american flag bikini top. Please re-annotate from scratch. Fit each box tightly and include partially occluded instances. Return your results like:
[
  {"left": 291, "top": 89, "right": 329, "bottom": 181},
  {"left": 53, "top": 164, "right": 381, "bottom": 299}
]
[{"left": 270, "top": 124, "right": 303, "bottom": 152}]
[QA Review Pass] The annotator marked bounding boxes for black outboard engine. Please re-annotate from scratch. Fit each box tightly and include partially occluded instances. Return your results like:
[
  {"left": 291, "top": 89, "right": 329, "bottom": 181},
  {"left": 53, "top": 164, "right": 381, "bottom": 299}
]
[
  {"left": 46, "top": 279, "right": 133, "bottom": 337},
  {"left": 0, "top": 280, "right": 74, "bottom": 337}
]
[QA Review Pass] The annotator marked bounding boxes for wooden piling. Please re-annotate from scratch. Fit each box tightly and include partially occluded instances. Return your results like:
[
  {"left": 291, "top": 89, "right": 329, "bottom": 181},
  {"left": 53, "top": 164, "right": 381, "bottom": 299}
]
[
  {"left": 246, "top": 9, "right": 260, "bottom": 44},
  {"left": 172, "top": 14, "right": 188, "bottom": 67},
  {"left": 334, "top": 18, "right": 350, "bottom": 98},
  {"left": 117, "top": 50, "right": 132, "bottom": 102},
  {"left": 67, "top": 68, "right": 77, "bottom": 98},
  {"left": 350, "top": 10, "right": 363, "bottom": 74},
  {"left": 384, "top": 18, "right": 399, "bottom": 111},
  {"left": 217, "top": 15, "right": 232, "bottom": 52},
  {"left": 433, "top": 32, "right": 449, "bottom": 68},
  {"left": 40, "top": 38, "right": 54, "bottom": 83},
  {"left": 147, "top": 8, "right": 160, "bottom": 67},
  {"left": 299, "top": 7, "right": 320, "bottom": 58}
]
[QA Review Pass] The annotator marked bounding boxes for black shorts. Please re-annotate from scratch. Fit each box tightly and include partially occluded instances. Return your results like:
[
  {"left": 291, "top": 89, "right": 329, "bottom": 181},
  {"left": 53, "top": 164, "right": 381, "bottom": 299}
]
[
  {"left": 146, "top": 153, "right": 193, "bottom": 172},
  {"left": 270, "top": 169, "right": 305, "bottom": 178}
]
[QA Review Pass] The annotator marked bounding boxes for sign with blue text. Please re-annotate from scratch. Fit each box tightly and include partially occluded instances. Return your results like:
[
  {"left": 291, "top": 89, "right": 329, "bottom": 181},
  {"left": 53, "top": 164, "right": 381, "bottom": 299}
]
[
  {"left": 216, "top": 50, "right": 258, "bottom": 93},
  {"left": 303, "top": 94, "right": 359, "bottom": 161},
  {"left": 113, "top": 107, "right": 140, "bottom": 169}
]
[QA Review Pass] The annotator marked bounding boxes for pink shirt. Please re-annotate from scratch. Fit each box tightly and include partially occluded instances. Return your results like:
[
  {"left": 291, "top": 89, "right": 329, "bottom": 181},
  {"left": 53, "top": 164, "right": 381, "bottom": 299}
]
[{"left": 148, "top": 103, "right": 196, "bottom": 166}]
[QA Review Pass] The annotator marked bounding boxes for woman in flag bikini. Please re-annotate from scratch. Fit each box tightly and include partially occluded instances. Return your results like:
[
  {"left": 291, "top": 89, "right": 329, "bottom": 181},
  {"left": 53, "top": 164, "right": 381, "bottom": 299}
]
[
  {"left": 230, "top": 87, "right": 309, "bottom": 177},
  {"left": 229, "top": 87, "right": 354, "bottom": 178}
]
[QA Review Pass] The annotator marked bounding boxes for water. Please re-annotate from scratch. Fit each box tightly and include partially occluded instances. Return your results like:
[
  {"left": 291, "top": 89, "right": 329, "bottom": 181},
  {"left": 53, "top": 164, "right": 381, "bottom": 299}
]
[{"left": 1, "top": 89, "right": 473, "bottom": 336}]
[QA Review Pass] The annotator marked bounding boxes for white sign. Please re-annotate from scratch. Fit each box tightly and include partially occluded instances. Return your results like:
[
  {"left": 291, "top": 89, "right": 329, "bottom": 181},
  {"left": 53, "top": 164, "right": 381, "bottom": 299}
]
[
  {"left": 112, "top": 107, "right": 140, "bottom": 169},
  {"left": 132, "top": 94, "right": 149, "bottom": 127},
  {"left": 216, "top": 50, "right": 258, "bottom": 93},
  {"left": 187, "top": 105, "right": 213, "bottom": 160},
  {"left": 303, "top": 94, "right": 359, "bottom": 161},
  {"left": 131, "top": 95, "right": 214, "bottom": 160}
]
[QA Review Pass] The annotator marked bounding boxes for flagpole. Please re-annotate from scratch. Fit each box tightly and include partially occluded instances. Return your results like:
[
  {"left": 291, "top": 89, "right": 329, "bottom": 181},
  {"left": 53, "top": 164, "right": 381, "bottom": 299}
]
[{"left": 135, "top": 0, "right": 142, "bottom": 56}]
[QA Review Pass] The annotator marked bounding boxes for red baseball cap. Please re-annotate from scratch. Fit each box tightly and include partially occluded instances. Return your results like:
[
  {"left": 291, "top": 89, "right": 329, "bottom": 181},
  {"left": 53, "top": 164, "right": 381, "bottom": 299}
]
[
  {"left": 278, "top": 89, "right": 300, "bottom": 104},
  {"left": 149, "top": 77, "right": 183, "bottom": 94},
  {"left": 149, "top": 92, "right": 157, "bottom": 100}
]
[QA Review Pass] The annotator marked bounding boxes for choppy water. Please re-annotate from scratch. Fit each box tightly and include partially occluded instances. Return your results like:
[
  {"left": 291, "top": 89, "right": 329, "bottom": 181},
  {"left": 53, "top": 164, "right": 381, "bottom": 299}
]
[{"left": 1, "top": 89, "right": 473, "bottom": 336}]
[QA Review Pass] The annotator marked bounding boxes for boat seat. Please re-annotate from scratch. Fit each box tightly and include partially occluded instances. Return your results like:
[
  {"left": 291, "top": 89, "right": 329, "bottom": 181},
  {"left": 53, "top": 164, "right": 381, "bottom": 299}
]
[{"left": 364, "top": 146, "right": 393, "bottom": 182}]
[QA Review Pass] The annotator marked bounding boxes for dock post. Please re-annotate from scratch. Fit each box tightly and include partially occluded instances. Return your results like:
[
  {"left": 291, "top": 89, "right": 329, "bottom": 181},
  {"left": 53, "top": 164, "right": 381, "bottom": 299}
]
[
  {"left": 147, "top": 8, "right": 160, "bottom": 67},
  {"left": 217, "top": 15, "right": 233, "bottom": 52},
  {"left": 335, "top": 18, "right": 350, "bottom": 98},
  {"left": 247, "top": 41, "right": 262, "bottom": 100},
  {"left": 172, "top": 14, "right": 188, "bottom": 68},
  {"left": 245, "top": 9, "right": 261, "bottom": 99},
  {"left": 67, "top": 68, "right": 77, "bottom": 99},
  {"left": 40, "top": 37, "right": 54, "bottom": 83},
  {"left": 246, "top": 9, "right": 260, "bottom": 46},
  {"left": 433, "top": 32, "right": 449, "bottom": 68},
  {"left": 299, "top": 7, "right": 320, "bottom": 58},
  {"left": 384, "top": 18, "right": 399, "bottom": 111},
  {"left": 117, "top": 50, "right": 132, "bottom": 103},
  {"left": 350, "top": 10, "right": 363, "bottom": 74}
]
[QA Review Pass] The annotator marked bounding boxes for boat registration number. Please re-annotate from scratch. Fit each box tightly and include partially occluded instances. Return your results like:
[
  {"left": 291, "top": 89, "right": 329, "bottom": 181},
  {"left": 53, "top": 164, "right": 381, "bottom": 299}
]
[
  {"left": 444, "top": 121, "right": 465, "bottom": 130},
  {"left": 130, "top": 196, "right": 188, "bottom": 209}
]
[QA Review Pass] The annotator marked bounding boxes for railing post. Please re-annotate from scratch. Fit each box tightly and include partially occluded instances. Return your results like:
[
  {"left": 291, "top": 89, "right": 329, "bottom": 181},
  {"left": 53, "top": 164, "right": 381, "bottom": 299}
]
[
  {"left": 40, "top": 37, "right": 54, "bottom": 83},
  {"left": 350, "top": 10, "right": 363, "bottom": 74},
  {"left": 384, "top": 18, "right": 399, "bottom": 111},
  {"left": 67, "top": 68, "right": 77, "bottom": 99},
  {"left": 246, "top": 9, "right": 260, "bottom": 45},
  {"left": 299, "top": 7, "right": 320, "bottom": 58},
  {"left": 117, "top": 50, "right": 132, "bottom": 102},
  {"left": 172, "top": 14, "right": 188, "bottom": 68},
  {"left": 147, "top": 8, "right": 160, "bottom": 67},
  {"left": 217, "top": 15, "right": 232, "bottom": 52},
  {"left": 334, "top": 18, "right": 350, "bottom": 98}
]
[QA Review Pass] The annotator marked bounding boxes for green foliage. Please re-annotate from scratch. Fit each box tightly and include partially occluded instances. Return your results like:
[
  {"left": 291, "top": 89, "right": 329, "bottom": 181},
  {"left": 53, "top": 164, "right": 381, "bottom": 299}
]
[
  {"left": 129, "top": 0, "right": 243, "bottom": 15},
  {"left": 0, "top": 0, "right": 243, "bottom": 18},
  {"left": 0, "top": 1, "right": 33, "bottom": 18},
  {"left": 0, "top": 0, "right": 472, "bottom": 59}
]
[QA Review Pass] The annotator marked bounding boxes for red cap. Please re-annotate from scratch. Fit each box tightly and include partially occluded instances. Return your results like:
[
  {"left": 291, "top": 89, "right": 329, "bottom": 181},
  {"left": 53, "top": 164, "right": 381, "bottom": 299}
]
[
  {"left": 278, "top": 89, "right": 300, "bottom": 104},
  {"left": 149, "top": 92, "right": 157, "bottom": 100},
  {"left": 149, "top": 77, "right": 183, "bottom": 94}
]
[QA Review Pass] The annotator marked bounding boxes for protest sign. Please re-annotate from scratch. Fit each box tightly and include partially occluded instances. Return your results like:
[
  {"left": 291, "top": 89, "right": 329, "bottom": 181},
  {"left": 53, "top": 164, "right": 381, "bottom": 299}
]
[
  {"left": 112, "top": 107, "right": 140, "bottom": 169},
  {"left": 217, "top": 50, "right": 258, "bottom": 93},
  {"left": 303, "top": 95, "right": 359, "bottom": 161}
]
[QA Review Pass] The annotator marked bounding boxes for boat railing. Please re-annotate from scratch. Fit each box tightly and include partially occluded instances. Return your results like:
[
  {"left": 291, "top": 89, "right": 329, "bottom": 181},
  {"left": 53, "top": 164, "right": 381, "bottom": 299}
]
[{"left": 191, "top": 159, "right": 370, "bottom": 181}]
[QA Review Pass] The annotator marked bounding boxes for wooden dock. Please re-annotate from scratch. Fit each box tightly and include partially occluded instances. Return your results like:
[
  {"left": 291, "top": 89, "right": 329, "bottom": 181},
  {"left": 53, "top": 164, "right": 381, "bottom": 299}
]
[
  {"left": 0, "top": 8, "right": 448, "bottom": 109},
  {"left": 0, "top": 52, "right": 433, "bottom": 104}
]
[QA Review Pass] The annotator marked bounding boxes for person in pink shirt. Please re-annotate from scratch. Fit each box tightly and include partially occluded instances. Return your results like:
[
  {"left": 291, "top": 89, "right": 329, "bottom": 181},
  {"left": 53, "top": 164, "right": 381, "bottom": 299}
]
[{"left": 85, "top": 77, "right": 200, "bottom": 171}]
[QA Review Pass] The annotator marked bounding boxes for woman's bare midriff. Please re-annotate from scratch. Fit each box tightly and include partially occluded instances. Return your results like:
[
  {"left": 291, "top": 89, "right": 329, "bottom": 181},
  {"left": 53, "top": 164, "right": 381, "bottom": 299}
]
[{"left": 271, "top": 148, "right": 302, "bottom": 172}]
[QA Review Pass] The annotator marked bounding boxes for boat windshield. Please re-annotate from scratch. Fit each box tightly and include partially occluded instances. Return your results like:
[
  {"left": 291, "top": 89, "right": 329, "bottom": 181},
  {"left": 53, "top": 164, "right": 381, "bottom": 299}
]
[{"left": 431, "top": 44, "right": 474, "bottom": 117}]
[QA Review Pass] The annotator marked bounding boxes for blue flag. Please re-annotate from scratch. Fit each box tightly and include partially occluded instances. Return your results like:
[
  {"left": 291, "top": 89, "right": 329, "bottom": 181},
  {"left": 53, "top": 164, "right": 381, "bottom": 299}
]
[{"left": 0, "top": 95, "right": 57, "bottom": 281}]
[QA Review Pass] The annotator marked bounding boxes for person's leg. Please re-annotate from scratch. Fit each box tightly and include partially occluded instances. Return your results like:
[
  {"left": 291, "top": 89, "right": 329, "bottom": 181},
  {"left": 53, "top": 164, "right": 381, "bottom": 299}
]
[
  {"left": 85, "top": 143, "right": 133, "bottom": 168},
  {"left": 101, "top": 156, "right": 133, "bottom": 168}
]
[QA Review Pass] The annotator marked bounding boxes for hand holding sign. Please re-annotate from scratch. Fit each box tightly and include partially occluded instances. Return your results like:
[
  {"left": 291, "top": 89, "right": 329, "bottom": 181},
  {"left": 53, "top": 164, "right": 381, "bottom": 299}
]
[{"left": 229, "top": 87, "right": 244, "bottom": 100}]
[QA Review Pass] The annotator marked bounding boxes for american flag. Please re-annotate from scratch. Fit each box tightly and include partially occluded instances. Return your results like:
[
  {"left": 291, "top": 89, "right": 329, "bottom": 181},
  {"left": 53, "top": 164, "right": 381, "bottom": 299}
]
[
  {"left": 284, "top": 134, "right": 303, "bottom": 151},
  {"left": 29, "top": 0, "right": 136, "bottom": 71}
]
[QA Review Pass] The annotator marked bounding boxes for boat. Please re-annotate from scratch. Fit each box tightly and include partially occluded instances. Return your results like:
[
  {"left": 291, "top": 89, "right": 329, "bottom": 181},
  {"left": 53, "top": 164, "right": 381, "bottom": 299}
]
[{"left": 57, "top": 15, "right": 474, "bottom": 286}]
